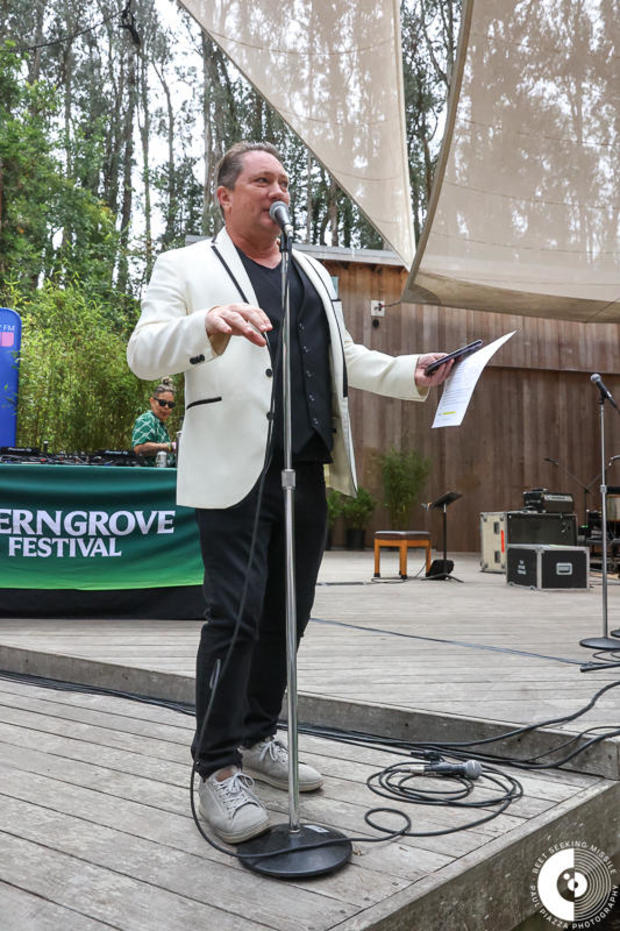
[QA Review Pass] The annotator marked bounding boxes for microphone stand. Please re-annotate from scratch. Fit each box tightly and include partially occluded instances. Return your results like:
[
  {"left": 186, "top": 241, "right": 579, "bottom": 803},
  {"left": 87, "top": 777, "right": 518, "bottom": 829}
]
[
  {"left": 239, "top": 227, "right": 351, "bottom": 878},
  {"left": 544, "top": 457, "right": 595, "bottom": 525},
  {"left": 580, "top": 380, "right": 620, "bottom": 654}
]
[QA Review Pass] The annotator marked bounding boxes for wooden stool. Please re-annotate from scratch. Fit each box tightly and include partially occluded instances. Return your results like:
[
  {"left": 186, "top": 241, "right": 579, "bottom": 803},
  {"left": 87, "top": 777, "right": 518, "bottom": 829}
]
[{"left": 374, "top": 531, "right": 432, "bottom": 579}]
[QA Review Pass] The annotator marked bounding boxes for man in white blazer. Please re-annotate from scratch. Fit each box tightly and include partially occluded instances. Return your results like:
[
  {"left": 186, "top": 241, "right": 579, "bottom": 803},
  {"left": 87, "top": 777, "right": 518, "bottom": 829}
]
[{"left": 128, "top": 141, "right": 452, "bottom": 845}]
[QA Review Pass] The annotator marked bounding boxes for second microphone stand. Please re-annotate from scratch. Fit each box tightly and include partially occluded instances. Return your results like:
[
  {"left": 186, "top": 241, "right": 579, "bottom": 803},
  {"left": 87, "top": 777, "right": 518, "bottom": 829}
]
[
  {"left": 580, "top": 381, "right": 620, "bottom": 654},
  {"left": 239, "top": 227, "right": 351, "bottom": 878}
]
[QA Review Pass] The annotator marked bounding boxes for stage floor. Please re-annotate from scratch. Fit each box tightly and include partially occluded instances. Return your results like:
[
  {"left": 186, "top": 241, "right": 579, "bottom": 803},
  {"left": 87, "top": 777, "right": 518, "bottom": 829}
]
[{"left": 0, "top": 551, "right": 619, "bottom": 929}]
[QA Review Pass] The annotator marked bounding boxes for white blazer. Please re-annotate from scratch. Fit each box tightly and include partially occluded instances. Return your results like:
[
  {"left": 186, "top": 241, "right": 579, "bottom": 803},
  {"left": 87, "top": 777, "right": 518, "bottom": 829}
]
[{"left": 127, "top": 229, "right": 427, "bottom": 509}]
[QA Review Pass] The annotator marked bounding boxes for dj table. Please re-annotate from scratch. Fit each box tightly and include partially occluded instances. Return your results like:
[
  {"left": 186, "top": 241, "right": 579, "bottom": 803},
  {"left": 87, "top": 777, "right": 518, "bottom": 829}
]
[{"left": 0, "top": 462, "right": 205, "bottom": 619}]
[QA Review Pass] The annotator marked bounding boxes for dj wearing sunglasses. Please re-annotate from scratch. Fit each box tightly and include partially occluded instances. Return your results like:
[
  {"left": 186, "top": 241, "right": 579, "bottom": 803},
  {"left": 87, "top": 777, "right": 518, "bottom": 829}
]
[{"left": 131, "top": 375, "right": 177, "bottom": 466}]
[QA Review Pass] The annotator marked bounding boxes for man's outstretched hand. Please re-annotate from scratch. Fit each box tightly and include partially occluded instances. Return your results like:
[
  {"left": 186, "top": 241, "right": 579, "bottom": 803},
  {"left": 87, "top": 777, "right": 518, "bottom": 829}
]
[{"left": 414, "top": 353, "right": 455, "bottom": 389}]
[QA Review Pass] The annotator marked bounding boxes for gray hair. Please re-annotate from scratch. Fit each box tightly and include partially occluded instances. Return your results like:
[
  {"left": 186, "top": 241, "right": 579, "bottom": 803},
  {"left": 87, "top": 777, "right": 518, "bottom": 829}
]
[{"left": 153, "top": 376, "right": 175, "bottom": 397}]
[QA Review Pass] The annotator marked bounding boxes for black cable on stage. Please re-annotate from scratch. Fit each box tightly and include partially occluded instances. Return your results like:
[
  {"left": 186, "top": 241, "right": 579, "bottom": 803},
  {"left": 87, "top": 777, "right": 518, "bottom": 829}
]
[
  {"left": 3, "top": 664, "right": 614, "bottom": 776},
  {"left": 522, "top": 724, "right": 620, "bottom": 764},
  {"left": 310, "top": 615, "right": 585, "bottom": 667},
  {"left": 187, "top": 314, "right": 285, "bottom": 860},
  {"left": 364, "top": 763, "right": 522, "bottom": 837},
  {"left": 412, "top": 679, "right": 620, "bottom": 750},
  {"left": 294, "top": 678, "right": 620, "bottom": 771},
  {"left": 2, "top": 576, "right": 618, "bottom": 860},
  {"left": 4, "top": 663, "right": 618, "bottom": 862},
  {"left": 0, "top": 667, "right": 194, "bottom": 717},
  {"left": 582, "top": 658, "right": 620, "bottom": 672}
]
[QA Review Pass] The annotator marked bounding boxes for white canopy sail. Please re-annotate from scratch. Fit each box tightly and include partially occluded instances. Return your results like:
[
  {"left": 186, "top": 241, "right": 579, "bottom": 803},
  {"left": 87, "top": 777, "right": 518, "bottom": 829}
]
[
  {"left": 403, "top": 0, "right": 620, "bottom": 322},
  {"left": 180, "top": 0, "right": 415, "bottom": 268}
]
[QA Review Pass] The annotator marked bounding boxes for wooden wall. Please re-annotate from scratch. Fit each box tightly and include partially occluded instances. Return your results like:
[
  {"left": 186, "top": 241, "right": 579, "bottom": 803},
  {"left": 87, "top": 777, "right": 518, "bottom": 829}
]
[{"left": 323, "top": 257, "right": 620, "bottom": 552}]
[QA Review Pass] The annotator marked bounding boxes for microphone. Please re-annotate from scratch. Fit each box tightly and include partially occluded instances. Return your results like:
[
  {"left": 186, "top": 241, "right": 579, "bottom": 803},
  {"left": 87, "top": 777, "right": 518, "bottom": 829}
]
[
  {"left": 269, "top": 200, "right": 294, "bottom": 238},
  {"left": 410, "top": 759, "right": 482, "bottom": 779},
  {"left": 591, "top": 373, "right": 618, "bottom": 409},
  {"left": 544, "top": 457, "right": 559, "bottom": 465}
]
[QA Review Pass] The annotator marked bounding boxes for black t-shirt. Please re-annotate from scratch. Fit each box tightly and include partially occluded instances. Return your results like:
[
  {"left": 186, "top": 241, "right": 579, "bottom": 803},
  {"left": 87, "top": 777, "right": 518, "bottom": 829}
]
[{"left": 237, "top": 249, "right": 333, "bottom": 463}]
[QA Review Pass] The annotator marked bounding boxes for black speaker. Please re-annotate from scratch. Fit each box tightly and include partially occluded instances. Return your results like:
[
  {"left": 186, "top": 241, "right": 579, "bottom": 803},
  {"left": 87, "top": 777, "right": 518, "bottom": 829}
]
[
  {"left": 506, "top": 511, "right": 577, "bottom": 547},
  {"left": 426, "top": 559, "right": 454, "bottom": 579}
]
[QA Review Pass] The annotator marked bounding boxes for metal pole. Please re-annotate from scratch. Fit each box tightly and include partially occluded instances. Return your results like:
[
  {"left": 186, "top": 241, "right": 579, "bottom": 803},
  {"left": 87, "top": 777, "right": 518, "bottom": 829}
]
[
  {"left": 279, "top": 238, "right": 300, "bottom": 832},
  {"left": 580, "top": 392, "right": 620, "bottom": 652},
  {"left": 599, "top": 399, "right": 609, "bottom": 637},
  {"left": 239, "top": 228, "right": 352, "bottom": 876}
]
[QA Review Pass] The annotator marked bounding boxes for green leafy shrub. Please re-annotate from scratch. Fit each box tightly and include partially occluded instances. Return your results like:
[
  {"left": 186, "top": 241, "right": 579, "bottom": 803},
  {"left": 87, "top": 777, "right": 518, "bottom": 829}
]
[
  {"left": 380, "top": 447, "right": 431, "bottom": 530},
  {"left": 11, "top": 282, "right": 168, "bottom": 452},
  {"left": 326, "top": 487, "right": 344, "bottom": 528},
  {"left": 341, "top": 485, "right": 377, "bottom": 530}
]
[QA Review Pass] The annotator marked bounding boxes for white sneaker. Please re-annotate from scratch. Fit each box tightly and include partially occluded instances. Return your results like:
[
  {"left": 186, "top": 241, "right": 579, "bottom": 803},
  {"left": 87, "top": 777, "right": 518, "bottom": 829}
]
[
  {"left": 241, "top": 737, "right": 323, "bottom": 792},
  {"left": 198, "top": 767, "right": 269, "bottom": 844}
]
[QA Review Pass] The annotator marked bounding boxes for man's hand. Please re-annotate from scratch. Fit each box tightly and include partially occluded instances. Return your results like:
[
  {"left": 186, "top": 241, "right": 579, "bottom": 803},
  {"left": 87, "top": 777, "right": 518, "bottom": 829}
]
[
  {"left": 206, "top": 303, "right": 272, "bottom": 347},
  {"left": 414, "top": 353, "right": 455, "bottom": 389}
]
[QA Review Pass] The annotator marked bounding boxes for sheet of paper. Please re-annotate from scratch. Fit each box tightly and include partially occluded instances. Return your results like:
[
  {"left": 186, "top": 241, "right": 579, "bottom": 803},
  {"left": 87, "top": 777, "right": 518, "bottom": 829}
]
[{"left": 432, "top": 331, "right": 516, "bottom": 428}]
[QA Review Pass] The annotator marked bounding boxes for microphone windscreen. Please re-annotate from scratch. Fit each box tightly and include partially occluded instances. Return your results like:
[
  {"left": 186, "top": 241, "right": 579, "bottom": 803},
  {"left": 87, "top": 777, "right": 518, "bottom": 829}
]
[{"left": 464, "top": 760, "right": 482, "bottom": 779}]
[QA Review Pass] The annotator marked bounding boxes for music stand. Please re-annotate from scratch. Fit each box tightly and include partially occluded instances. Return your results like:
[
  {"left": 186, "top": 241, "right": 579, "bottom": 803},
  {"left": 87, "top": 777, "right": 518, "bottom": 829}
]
[{"left": 425, "top": 491, "right": 463, "bottom": 581}]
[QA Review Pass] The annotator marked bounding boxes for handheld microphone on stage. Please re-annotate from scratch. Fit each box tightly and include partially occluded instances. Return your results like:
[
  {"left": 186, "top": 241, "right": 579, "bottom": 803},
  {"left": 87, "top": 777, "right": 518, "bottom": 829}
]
[
  {"left": 410, "top": 759, "right": 482, "bottom": 779},
  {"left": 591, "top": 373, "right": 618, "bottom": 409},
  {"left": 269, "top": 200, "right": 294, "bottom": 238}
]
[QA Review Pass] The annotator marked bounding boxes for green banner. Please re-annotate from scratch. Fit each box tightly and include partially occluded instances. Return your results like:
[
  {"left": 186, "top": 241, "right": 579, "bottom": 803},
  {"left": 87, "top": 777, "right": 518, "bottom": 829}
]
[{"left": 0, "top": 463, "right": 204, "bottom": 590}]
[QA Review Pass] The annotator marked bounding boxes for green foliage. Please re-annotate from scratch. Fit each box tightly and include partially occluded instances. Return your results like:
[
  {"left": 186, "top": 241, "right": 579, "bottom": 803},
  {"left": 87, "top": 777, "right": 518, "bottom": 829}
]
[
  {"left": 341, "top": 486, "right": 377, "bottom": 530},
  {"left": 326, "top": 488, "right": 344, "bottom": 528},
  {"left": 0, "top": 42, "right": 122, "bottom": 301},
  {"left": 10, "top": 282, "right": 153, "bottom": 452},
  {"left": 0, "top": 3, "right": 462, "bottom": 457},
  {"left": 0, "top": 43, "right": 58, "bottom": 288},
  {"left": 380, "top": 447, "right": 431, "bottom": 530}
]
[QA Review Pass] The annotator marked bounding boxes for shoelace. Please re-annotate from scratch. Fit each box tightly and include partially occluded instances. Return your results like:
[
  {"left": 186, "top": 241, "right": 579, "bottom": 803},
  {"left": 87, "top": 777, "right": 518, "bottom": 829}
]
[
  {"left": 217, "top": 771, "right": 259, "bottom": 812},
  {"left": 259, "top": 738, "right": 288, "bottom": 764}
]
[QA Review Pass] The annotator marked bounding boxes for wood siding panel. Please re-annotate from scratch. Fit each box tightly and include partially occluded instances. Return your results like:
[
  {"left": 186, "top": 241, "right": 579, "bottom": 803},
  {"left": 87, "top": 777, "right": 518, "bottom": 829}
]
[{"left": 325, "top": 261, "right": 620, "bottom": 551}]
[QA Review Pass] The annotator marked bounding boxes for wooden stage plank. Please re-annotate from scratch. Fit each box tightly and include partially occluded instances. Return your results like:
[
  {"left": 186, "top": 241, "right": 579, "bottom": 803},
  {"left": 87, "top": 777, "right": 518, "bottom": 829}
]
[
  {"left": 0, "top": 678, "right": 618, "bottom": 931},
  {"left": 0, "top": 881, "right": 113, "bottom": 931},
  {"left": 0, "top": 552, "right": 619, "bottom": 781}
]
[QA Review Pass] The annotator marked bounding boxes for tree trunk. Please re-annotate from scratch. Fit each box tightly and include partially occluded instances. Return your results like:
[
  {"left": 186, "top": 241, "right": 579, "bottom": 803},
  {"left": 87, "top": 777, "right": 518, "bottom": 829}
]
[
  {"left": 116, "top": 48, "right": 138, "bottom": 294},
  {"left": 305, "top": 151, "right": 313, "bottom": 242},
  {"left": 328, "top": 180, "right": 338, "bottom": 246},
  {"left": 138, "top": 54, "right": 153, "bottom": 281},
  {"left": 153, "top": 61, "right": 176, "bottom": 248}
]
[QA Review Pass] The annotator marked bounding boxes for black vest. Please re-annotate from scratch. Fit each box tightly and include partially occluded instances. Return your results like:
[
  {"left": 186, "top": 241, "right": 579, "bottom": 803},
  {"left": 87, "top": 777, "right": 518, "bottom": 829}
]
[{"left": 238, "top": 250, "right": 333, "bottom": 463}]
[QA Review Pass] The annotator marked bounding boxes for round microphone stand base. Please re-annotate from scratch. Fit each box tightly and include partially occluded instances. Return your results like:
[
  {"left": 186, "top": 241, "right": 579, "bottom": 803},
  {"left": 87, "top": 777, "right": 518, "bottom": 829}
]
[
  {"left": 579, "top": 635, "right": 620, "bottom": 651},
  {"left": 238, "top": 822, "right": 352, "bottom": 879}
]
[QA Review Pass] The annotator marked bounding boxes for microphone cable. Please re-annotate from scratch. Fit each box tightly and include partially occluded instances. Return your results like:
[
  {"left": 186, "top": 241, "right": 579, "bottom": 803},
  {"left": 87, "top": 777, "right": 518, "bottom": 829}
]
[
  {"left": 187, "top": 298, "right": 287, "bottom": 859},
  {"left": 295, "top": 677, "right": 620, "bottom": 773},
  {"left": 364, "top": 762, "right": 522, "bottom": 838},
  {"left": 10, "top": 665, "right": 620, "bottom": 860}
]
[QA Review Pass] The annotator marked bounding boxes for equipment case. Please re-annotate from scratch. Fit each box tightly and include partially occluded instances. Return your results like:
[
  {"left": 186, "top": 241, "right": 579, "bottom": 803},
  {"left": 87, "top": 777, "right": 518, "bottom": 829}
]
[
  {"left": 480, "top": 511, "right": 507, "bottom": 572},
  {"left": 480, "top": 510, "right": 578, "bottom": 573},
  {"left": 506, "top": 544, "right": 589, "bottom": 590}
]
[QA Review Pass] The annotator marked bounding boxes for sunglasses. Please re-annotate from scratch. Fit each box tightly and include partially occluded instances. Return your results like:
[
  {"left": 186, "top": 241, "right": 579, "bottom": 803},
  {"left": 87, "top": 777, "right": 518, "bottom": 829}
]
[{"left": 154, "top": 398, "right": 175, "bottom": 409}]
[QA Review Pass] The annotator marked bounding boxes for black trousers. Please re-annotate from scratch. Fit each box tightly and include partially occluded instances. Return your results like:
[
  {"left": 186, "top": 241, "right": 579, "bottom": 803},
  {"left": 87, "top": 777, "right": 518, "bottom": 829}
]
[{"left": 192, "top": 460, "right": 327, "bottom": 778}]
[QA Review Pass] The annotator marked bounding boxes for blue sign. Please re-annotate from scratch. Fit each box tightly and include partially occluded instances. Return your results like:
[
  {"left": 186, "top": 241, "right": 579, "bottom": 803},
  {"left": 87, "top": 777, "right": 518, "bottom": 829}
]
[{"left": 0, "top": 308, "right": 22, "bottom": 447}]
